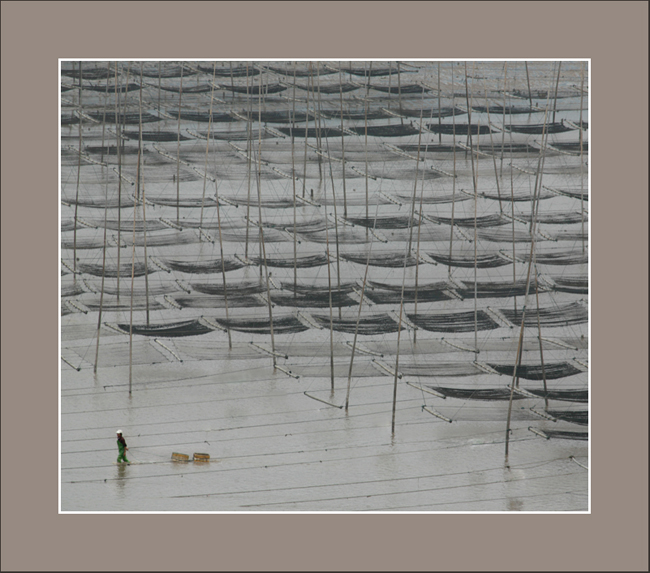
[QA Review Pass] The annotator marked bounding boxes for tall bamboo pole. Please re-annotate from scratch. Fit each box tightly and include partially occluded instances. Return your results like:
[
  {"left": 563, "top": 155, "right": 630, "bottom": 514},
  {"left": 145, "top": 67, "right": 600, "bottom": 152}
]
[
  {"left": 505, "top": 88, "right": 552, "bottom": 464},
  {"left": 176, "top": 64, "right": 184, "bottom": 224},
  {"left": 339, "top": 69, "right": 348, "bottom": 218},
  {"left": 115, "top": 62, "right": 123, "bottom": 301},
  {"left": 244, "top": 63, "right": 253, "bottom": 258},
  {"left": 464, "top": 63, "right": 480, "bottom": 355},
  {"left": 255, "top": 67, "right": 276, "bottom": 368},
  {"left": 291, "top": 63, "right": 298, "bottom": 292},
  {"left": 73, "top": 61, "right": 82, "bottom": 279}
]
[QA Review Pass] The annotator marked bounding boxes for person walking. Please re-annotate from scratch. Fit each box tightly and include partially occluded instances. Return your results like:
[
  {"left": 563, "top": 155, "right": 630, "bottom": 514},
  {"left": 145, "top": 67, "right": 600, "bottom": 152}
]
[{"left": 116, "top": 430, "right": 130, "bottom": 464}]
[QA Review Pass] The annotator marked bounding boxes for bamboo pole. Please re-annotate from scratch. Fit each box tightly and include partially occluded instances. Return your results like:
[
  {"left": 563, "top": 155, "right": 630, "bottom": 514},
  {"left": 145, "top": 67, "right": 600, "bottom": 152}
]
[
  {"left": 213, "top": 75, "right": 233, "bottom": 350},
  {"left": 345, "top": 198, "right": 381, "bottom": 411},
  {"left": 100, "top": 61, "right": 110, "bottom": 165},
  {"left": 312, "top": 64, "right": 335, "bottom": 391},
  {"left": 499, "top": 62, "right": 508, "bottom": 177},
  {"left": 244, "top": 63, "right": 253, "bottom": 258},
  {"left": 464, "top": 63, "right": 480, "bottom": 355},
  {"left": 339, "top": 69, "right": 348, "bottom": 218},
  {"left": 524, "top": 61, "right": 533, "bottom": 111},
  {"left": 73, "top": 61, "right": 82, "bottom": 279},
  {"left": 412, "top": 90, "right": 434, "bottom": 345},
  {"left": 437, "top": 61, "right": 442, "bottom": 144},
  {"left": 157, "top": 62, "right": 161, "bottom": 134},
  {"left": 448, "top": 63, "right": 457, "bottom": 281},
  {"left": 93, "top": 66, "right": 111, "bottom": 373},
  {"left": 292, "top": 63, "right": 298, "bottom": 293},
  {"left": 176, "top": 64, "right": 183, "bottom": 224},
  {"left": 301, "top": 66, "right": 311, "bottom": 199},
  {"left": 505, "top": 88, "right": 552, "bottom": 464},
  {"left": 115, "top": 62, "right": 123, "bottom": 301},
  {"left": 552, "top": 61, "right": 562, "bottom": 125},
  {"left": 128, "top": 157, "right": 139, "bottom": 397},
  {"left": 317, "top": 65, "right": 343, "bottom": 321},
  {"left": 482, "top": 80, "right": 503, "bottom": 213},
  {"left": 579, "top": 62, "right": 586, "bottom": 253},
  {"left": 255, "top": 67, "right": 276, "bottom": 368},
  {"left": 137, "top": 63, "right": 150, "bottom": 325}
]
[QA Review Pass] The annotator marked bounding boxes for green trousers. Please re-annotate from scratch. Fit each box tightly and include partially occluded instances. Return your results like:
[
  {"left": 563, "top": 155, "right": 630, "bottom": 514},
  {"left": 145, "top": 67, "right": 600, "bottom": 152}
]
[{"left": 117, "top": 451, "right": 130, "bottom": 463}]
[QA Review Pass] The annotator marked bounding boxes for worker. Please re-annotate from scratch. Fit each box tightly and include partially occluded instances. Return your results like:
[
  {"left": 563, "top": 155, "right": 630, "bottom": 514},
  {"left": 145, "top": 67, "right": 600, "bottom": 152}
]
[{"left": 116, "top": 430, "right": 130, "bottom": 464}]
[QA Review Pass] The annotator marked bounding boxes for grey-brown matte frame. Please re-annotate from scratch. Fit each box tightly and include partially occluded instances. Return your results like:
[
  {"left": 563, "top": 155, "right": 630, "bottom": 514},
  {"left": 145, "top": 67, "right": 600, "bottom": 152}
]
[{"left": 1, "top": 1, "right": 648, "bottom": 571}]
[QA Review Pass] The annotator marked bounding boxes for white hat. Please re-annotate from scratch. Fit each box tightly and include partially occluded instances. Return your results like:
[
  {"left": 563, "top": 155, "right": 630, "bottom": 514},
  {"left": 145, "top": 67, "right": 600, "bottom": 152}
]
[{"left": 116, "top": 429, "right": 122, "bottom": 434}]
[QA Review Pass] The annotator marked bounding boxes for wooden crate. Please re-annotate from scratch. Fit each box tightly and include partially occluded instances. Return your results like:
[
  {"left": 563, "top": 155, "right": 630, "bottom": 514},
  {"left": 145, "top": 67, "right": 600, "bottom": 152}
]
[
  {"left": 193, "top": 453, "right": 210, "bottom": 462},
  {"left": 171, "top": 452, "right": 189, "bottom": 462}
]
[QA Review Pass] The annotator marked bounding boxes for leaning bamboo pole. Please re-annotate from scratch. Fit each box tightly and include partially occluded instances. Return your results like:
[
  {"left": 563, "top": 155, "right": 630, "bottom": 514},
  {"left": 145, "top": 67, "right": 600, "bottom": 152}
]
[
  {"left": 255, "top": 67, "right": 276, "bottom": 368},
  {"left": 412, "top": 89, "right": 434, "bottom": 345},
  {"left": 339, "top": 68, "right": 348, "bottom": 218},
  {"left": 317, "top": 65, "right": 343, "bottom": 321},
  {"left": 310, "top": 63, "right": 336, "bottom": 391},
  {"left": 524, "top": 61, "right": 533, "bottom": 111},
  {"left": 345, "top": 188, "right": 382, "bottom": 411},
  {"left": 464, "top": 63, "right": 480, "bottom": 355},
  {"left": 505, "top": 86, "right": 553, "bottom": 464}
]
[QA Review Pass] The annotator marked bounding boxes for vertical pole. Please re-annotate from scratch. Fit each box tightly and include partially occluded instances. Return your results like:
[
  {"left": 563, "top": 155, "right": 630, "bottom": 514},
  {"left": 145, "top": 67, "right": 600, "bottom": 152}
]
[
  {"left": 115, "top": 62, "right": 123, "bottom": 301},
  {"left": 176, "top": 64, "right": 184, "bottom": 224},
  {"left": 73, "top": 61, "right": 82, "bottom": 279},
  {"left": 579, "top": 62, "right": 586, "bottom": 253},
  {"left": 255, "top": 67, "right": 276, "bottom": 368},
  {"left": 339, "top": 69, "right": 348, "bottom": 218},
  {"left": 292, "top": 63, "right": 298, "bottom": 292},
  {"left": 244, "top": 63, "right": 253, "bottom": 258},
  {"left": 552, "top": 61, "right": 562, "bottom": 125}
]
